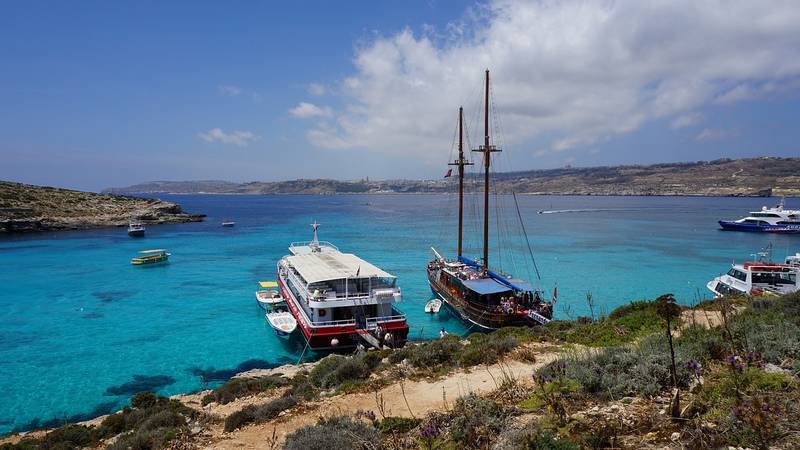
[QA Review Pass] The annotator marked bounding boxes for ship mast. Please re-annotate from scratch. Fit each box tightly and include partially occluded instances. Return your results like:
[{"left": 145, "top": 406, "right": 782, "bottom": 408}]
[
  {"left": 473, "top": 69, "right": 500, "bottom": 273},
  {"left": 449, "top": 107, "right": 472, "bottom": 257}
]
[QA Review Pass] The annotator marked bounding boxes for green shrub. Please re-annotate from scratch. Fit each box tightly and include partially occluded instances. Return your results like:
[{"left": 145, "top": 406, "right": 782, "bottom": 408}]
[
  {"left": 283, "top": 415, "right": 379, "bottom": 450},
  {"left": 308, "top": 353, "right": 380, "bottom": 390},
  {"left": 387, "top": 347, "right": 410, "bottom": 364},
  {"left": 223, "top": 396, "right": 297, "bottom": 432},
  {"left": 539, "top": 335, "right": 690, "bottom": 399},
  {"left": 377, "top": 416, "right": 420, "bottom": 435},
  {"left": 201, "top": 375, "right": 289, "bottom": 405},
  {"left": 131, "top": 391, "right": 158, "bottom": 409},
  {"left": 508, "top": 430, "right": 581, "bottom": 450},
  {"left": 449, "top": 394, "right": 509, "bottom": 449},
  {"left": 459, "top": 333, "right": 518, "bottom": 366},
  {"left": 406, "top": 335, "right": 461, "bottom": 368}
]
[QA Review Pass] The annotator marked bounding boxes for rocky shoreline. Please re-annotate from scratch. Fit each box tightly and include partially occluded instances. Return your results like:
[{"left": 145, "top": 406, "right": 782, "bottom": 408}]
[{"left": 0, "top": 181, "right": 204, "bottom": 233}]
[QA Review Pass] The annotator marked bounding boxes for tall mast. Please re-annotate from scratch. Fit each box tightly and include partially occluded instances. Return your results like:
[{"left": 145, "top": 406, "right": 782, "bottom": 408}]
[
  {"left": 449, "top": 107, "right": 472, "bottom": 257},
  {"left": 472, "top": 69, "right": 500, "bottom": 273}
]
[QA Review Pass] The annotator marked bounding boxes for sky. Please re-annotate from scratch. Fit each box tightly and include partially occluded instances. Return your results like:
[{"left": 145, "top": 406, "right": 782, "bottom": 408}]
[{"left": 1, "top": 0, "right": 800, "bottom": 192}]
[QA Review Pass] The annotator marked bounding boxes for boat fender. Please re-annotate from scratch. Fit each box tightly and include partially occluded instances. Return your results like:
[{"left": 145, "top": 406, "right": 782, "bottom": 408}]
[{"left": 331, "top": 338, "right": 339, "bottom": 347}]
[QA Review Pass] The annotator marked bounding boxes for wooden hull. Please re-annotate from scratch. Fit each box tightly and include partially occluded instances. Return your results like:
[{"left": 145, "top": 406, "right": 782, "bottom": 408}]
[{"left": 427, "top": 269, "right": 549, "bottom": 330}]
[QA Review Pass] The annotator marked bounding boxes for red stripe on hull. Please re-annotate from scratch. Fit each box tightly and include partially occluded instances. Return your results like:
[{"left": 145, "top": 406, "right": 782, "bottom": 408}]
[{"left": 277, "top": 274, "right": 408, "bottom": 350}]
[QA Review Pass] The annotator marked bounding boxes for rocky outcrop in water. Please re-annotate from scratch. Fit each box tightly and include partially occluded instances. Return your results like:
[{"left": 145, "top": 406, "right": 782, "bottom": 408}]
[{"left": 0, "top": 181, "right": 204, "bottom": 233}]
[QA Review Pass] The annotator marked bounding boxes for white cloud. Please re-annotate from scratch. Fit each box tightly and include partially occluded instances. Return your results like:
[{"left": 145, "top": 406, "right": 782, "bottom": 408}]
[
  {"left": 297, "top": 0, "right": 800, "bottom": 155},
  {"left": 670, "top": 112, "right": 704, "bottom": 129},
  {"left": 197, "top": 128, "right": 259, "bottom": 146},
  {"left": 307, "top": 83, "right": 327, "bottom": 96},
  {"left": 218, "top": 85, "right": 242, "bottom": 96},
  {"left": 695, "top": 128, "right": 739, "bottom": 142},
  {"left": 289, "top": 102, "right": 333, "bottom": 118}
]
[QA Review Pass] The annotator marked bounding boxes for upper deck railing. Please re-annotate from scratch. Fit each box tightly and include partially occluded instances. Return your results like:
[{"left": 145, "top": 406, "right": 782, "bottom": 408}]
[{"left": 288, "top": 240, "right": 339, "bottom": 253}]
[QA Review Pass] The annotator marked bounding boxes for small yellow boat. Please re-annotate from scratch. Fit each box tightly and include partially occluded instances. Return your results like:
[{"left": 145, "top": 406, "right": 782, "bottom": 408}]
[
  {"left": 131, "top": 249, "right": 171, "bottom": 266},
  {"left": 255, "top": 281, "right": 284, "bottom": 309}
]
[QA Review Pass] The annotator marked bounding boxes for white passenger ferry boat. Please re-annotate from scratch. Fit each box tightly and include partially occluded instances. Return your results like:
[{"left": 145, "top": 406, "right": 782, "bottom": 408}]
[
  {"left": 277, "top": 222, "right": 408, "bottom": 350},
  {"left": 707, "top": 246, "right": 800, "bottom": 298}
]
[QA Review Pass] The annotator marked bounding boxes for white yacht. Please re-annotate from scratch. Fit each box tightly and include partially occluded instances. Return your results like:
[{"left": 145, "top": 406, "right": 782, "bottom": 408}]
[
  {"left": 707, "top": 246, "right": 800, "bottom": 298},
  {"left": 276, "top": 222, "right": 408, "bottom": 350},
  {"left": 719, "top": 197, "right": 800, "bottom": 233}
]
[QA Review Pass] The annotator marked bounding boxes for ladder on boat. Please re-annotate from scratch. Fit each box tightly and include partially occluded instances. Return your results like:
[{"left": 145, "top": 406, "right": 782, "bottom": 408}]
[
  {"left": 528, "top": 311, "right": 551, "bottom": 325},
  {"left": 356, "top": 328, "right": 383, "bottom": 349}
]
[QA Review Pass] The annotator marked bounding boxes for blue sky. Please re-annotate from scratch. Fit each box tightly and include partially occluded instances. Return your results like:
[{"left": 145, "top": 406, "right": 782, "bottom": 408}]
[{"left": 2, "top": 1, "right": 799, "bottom": 191}]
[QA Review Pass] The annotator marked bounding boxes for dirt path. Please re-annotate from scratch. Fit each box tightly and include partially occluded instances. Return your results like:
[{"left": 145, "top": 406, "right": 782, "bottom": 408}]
[{"left": 195, "top": 348, "right": 559, "bottom": 449}]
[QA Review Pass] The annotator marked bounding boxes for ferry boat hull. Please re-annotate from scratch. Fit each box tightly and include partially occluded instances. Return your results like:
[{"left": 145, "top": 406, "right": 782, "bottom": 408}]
[
  {"left": 718, "top": 220, "right": 800, "bottom": 233},
  {"left": 278, "top": 276, "right": 408, "bottom": 350},
  {"left": 128, "top": 229, "right": 145, "bottom": 237}
]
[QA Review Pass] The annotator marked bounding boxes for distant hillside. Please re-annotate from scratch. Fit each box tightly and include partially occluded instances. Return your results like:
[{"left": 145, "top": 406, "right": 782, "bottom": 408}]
[
  {"left": 0, "top": 181, "right": 204, "bottom": 233},
  {"left": 104, "top": 157, "right": 800, "bottom": 197}
]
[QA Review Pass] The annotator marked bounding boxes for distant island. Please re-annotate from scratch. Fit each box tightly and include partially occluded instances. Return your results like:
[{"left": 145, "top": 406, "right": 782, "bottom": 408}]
[
  {"left": 104, "top": 157, "right": 800, "bottom": 197},
  {"left": 0, "top": 181, "right": 204, "bottom": 233}
]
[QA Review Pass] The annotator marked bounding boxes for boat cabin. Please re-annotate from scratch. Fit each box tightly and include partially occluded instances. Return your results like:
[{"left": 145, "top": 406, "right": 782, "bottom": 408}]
[{"left": 279, "top": 245, "right": 403, "bottom": 326}]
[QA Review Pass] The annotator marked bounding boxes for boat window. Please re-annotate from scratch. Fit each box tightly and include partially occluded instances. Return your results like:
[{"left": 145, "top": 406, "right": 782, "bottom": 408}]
[
  {"left": 752, "top": 213, "right": 781, "bottom": 218},
  {"left": 753, "top": 272, "right": 797, "bottom": 285},
  {"left": 716, "top": 282, "right": 744, "bottom": 296},
  {"left": 726, "top": 268, "right": 747, "bottom": 281}
]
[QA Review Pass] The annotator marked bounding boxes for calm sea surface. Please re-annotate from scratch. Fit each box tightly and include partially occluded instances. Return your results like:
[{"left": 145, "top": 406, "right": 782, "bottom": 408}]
[{"left": 1, "top": 194, "right": 798, "bottom": 432}]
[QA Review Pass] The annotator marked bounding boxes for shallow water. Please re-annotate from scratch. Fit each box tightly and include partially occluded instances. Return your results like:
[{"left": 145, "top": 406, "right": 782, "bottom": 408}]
[{"left": 1, "top": 194, "right": 797, "bottom": 433}]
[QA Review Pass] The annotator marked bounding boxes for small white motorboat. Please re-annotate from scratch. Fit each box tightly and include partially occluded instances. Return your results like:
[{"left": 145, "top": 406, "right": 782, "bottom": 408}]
[
  {"left": 222, "top": 221, "right": 236, "bottom": 227},
  {"left": 255, "top": 281, "right": 284, "bottom": 310},
  {"left": 424, "top": 298, "right": 443, "bottom": 313},
  {"left": 266, "top": 311, "right": 297, "bottom": 338}
]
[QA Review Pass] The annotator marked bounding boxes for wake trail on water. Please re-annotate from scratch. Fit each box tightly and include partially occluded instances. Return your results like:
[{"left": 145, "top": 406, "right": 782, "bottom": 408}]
[{"left": 537, "top": 208, "right": 634, "bottom": 215}]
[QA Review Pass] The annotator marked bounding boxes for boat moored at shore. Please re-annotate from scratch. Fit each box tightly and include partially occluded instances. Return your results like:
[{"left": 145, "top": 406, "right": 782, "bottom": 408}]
[
  {"left": 277, "top": 222, "right": 409, "bottom": 351},
  {"left": 427, "top": 71, "right": 553, "bottom": 330},
  {"left": 707, "top": 245, "right": 800, "bottom": 298},
  {"left": 255, "top": 281, "right": 284, "bottom": 310}
]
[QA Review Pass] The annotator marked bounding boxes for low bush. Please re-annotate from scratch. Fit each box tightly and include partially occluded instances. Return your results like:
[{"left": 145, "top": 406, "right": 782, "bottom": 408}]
[
  {"left": 377, "top": 416, "right": 420, "bottom": 435},
  {"left": 448, "top": 394, "right": 510, "bottom": 449},
  {"left": 201, "top": 375, "right": 289, "bottom": 405},
  {"left": 283, "top": 415, "right": 380, "bottom": 450},
  {"left": 406, "top": 335, "right": 462, "bottom": 368},
  {"left": 223, "top": 396, "right": 297, "bottom": 432},
  {"left": 308, "top": 353, "right": 381, "bottom": 391},
  {"left": 538, "top": 334, "right": 690, "bottom": 399}
]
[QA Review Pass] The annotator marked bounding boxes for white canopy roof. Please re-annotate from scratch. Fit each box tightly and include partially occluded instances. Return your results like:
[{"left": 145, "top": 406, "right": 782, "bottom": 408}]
[{"left": 286, "top": 251, "right": 395, "bottom": 284}]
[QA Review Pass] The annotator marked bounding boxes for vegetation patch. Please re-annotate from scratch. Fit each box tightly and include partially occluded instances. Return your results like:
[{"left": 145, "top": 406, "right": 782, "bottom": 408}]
[
  {"left": 223, "top": 396, "right": 297, "bottom": 432},
  {"left": 201, "top": 374, "right": 289, "bottom": 405},
  {"left": 283, "top": 415, "right": 379, "bottom": 450}
]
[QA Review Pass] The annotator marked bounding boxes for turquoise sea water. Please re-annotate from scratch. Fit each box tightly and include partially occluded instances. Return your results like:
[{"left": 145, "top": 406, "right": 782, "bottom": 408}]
[{"left": 1, "top": 194, "right": 798, "bottom": 433}]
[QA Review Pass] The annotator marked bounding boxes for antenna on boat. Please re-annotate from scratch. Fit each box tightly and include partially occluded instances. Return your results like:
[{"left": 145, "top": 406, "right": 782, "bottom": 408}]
[
  {"left": 449, "top": 106, "right": 473, "bottom": 258},
  {"left": 472, "top": 69, "right": 500, "bottom": 273},
  {"left": 310, "top": 221, "right": 321, "bottom": 252}
]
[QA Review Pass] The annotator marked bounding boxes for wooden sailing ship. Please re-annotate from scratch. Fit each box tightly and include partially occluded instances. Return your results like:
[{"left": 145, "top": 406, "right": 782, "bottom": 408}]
[{"left": 426, "top": 70, "right": 553, "bottom": 330}]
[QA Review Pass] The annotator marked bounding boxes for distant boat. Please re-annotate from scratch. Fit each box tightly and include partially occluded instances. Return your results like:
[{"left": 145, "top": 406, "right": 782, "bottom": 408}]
[
  {"left": 221, "top": 221, "right": 236, "bottom": 227},
  {"left": 255, "top": 281, "right": 284, "bottom": 310},
  {"left": 131, "top": 249, "right": 170, "bottom": 266},
  {"left": 127, "top": 221, "right": 145, "bottom": 237},
  {"left": 424, "top": 298, "right": 442, "bottom": 313},
  {"left": 718, "top": 197, "right": 800, "bottom": 233},
  {"left": 266, "top": 310, "right": 297, "bottom": 338}
]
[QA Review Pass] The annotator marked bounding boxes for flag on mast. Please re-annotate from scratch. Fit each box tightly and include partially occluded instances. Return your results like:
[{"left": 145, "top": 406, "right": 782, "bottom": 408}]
[
  {"left": 553, "top": 285, "right": 558, "bottom": 302},
  {"left": 444, "top": 169, "right": 453, "bottom": 178}
]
